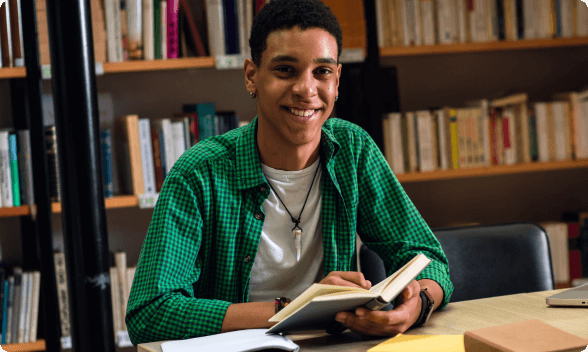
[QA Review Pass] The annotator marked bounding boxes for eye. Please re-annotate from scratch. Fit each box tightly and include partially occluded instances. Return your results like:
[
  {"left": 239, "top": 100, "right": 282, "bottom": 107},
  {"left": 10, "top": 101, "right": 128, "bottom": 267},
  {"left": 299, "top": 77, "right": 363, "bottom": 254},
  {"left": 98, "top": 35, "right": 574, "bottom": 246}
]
[
  {"left": 314, "top": 67, "right": 333, "bottom": 76},
  {"left": 274, "top": 66, "right": 295, "bottom": 75}
]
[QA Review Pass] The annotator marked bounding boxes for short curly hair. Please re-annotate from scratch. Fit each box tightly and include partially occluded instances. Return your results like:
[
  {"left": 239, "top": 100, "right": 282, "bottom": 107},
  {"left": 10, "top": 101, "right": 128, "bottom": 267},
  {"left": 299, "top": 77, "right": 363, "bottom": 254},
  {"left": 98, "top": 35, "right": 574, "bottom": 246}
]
[{"left": 249, "top": 0, "right": 343, "bottom": 66}]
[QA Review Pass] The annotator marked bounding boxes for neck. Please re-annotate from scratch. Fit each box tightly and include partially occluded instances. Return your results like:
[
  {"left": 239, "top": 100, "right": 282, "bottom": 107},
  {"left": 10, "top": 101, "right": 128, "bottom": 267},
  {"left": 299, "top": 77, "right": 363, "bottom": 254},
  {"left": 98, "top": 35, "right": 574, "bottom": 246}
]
[{"left": 258, "top": 140, "right": 320, "bottom": 171}]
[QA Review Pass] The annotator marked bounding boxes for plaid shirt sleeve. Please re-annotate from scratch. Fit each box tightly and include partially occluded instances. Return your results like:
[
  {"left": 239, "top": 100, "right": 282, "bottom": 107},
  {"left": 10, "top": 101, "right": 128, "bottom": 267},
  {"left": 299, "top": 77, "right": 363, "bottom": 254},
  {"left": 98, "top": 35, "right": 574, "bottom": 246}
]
[
  {"left": 353, "top": 127, "right": 454, "bottom": 309},
  {"left": 125, "top": 169, "right": 231, "bottom": 345}
]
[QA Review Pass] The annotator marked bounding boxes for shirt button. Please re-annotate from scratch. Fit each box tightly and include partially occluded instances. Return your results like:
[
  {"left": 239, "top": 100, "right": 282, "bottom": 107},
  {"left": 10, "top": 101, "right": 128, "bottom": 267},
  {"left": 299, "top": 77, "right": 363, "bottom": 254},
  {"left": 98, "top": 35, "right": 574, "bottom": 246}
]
[
  {"left": 260, "top": 185, "right": 267, "bottom": 193},
  {"left": 255, "top": 213, "right": 263, "bottom": 220},
  {"left": 244, "top": 255, "right": 251, "bottom": 263}
]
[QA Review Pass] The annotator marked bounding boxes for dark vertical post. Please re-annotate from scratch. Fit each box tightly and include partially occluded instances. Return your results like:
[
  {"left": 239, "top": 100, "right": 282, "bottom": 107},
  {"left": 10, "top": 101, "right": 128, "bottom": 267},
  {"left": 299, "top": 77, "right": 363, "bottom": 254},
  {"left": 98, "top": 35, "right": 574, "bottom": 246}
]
[
  {"left": 44, "top": 0, "right": 115, "bottom": 351},
  {"left": 17, "top": 0, "right": 61, "bottom": 350}
]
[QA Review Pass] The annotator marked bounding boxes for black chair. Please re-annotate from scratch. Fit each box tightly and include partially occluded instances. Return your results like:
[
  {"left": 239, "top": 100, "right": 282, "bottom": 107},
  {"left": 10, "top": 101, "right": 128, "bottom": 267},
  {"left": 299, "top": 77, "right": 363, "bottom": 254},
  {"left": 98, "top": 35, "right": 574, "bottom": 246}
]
[{"left": 359, "top": 222, "right": 555, "bottom": 303}]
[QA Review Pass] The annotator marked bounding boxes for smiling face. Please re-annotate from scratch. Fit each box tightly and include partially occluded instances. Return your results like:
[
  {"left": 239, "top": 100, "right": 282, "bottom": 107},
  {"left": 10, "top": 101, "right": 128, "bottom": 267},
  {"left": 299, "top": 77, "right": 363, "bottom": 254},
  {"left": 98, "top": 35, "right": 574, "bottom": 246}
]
[{"left": 245, "top": 26, "right": 341, "bottom": 164}]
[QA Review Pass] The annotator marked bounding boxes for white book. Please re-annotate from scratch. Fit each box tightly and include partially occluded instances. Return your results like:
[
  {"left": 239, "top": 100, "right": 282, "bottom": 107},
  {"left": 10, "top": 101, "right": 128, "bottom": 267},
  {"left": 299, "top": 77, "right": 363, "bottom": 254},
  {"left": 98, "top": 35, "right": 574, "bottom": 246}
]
[
  {"left": 161, "top": 329, "right": 299, "bottom": 352},
  {"left": 534, "top": 102, "right": 549, "bottom": 162},
  {"left": 160, "top": 0, "right": 167, "bottom": 59},
  {"left": 104, "top": 0, "right": 124, "bottom": 62},
  {"left": 17, "top": 272, "right": 29, "bottom": 343},
  {"left": 551, "top": 101, "right": 568, "bottom": 161},
  {"left": 437, "top": 0, "right": 453, "bottom": 43},
  {"left": 456, "top": 0, "right": 467, "bottom": 43},
  {"left": 205, "top": 0, "right": 226, "bottom": 56},
  {"left": 110, "top": 267, "right": 122, "bottom": 341},
  {"left": 375, "top": 0, "right": 386, "bottom": 47},
  {"left": 416, "top": 110, "right": 435, "bottom": 172},
  {"left": 523, "top": 0, "right": 537, "bottom": 39},
  {"left": 142, "top": 0, "right": 154, "bottom": 60},
  {"left": 24, "top": 272, "right": 34, "bottom": 343},
  {"left": 29, "top": 271, "right": 41, "bottom": 342},
  {"left": 127, "top": 0, "right": 143, "bottom": 59},
  {"left": 420, "top": 0, "right": 435, "bottom": 45},
  {"left": 5, "top": 276, "right": 14, "bottom": 343},
  {"left": 559, "top": 0, "right": 573, "bottom": 37},
  {"left": 435, "top": 109, "right": 449, "bottom": 170},
  {"left": 267, "top": 253, "right": 431, "bottom": 334},
  {"left": 138, "top": 119, "right": 157, "bottom": 195},
  {"left": 389, "top": 112, "right": 405, "bottom": 174},
  {"left": 577, "top": 0, "right": 588, "bottom": 36},
  {"left": 237, "top": 0, "right": 247, "bottom": 55},
  {"left": 480, "top": 100, "right": 490, "bottom": 166},
  {"left": 580, "top": 100, "right": 588, "bottom": 160},
  {"left": 539, "top": 222, "right": 570, "bottom": 284},
  {"left": 0, "top": 130, "right": 13, "bottom": 207},
  {"left": 126, "top": 267, "right": 136, "bottom": 301},
  {"left": 244, "top": 0, "right": 253, "bottom": 56},
  {"left": 1, "top": 0, "right": 13, "bottom": 67},
  {"left": 171, "top": 121, "right": 186, "bottom": 166},
  {"left": 114, "top": 252, "right": 128, "bottom": 331}
]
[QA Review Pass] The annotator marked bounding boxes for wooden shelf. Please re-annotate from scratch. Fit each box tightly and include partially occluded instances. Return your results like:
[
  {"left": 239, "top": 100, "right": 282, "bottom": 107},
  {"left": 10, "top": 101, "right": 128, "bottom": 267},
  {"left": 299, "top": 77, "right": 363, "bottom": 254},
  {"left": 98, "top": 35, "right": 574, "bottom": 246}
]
[
  {"left": 0, "top": 67, "right": 27, "bottom": 80},
  {"left": 51, "top": 195, "right": 139, "bottom": 213},
  {"left": 2, "top": 339, "right": 46, "bottom": 352},
  {"left": 380, "top": 37, "right": 588, "bottom": 57},
  {"left": 396, "top": 159, "right": 588, "bottom": 183},
  {"left": 0, "top": 205, "right": 33, "bottom": 218},
  {"left": 102, "top": 57, "right": 215, "bottom": 73}
]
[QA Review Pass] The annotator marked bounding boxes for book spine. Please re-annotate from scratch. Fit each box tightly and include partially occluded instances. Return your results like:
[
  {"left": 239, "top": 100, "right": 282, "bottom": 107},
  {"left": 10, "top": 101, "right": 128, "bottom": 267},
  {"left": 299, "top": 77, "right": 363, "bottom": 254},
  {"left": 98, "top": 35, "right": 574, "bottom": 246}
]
[
  {"left": 138, "top": 119, "right": 156, "bottom": 195},
  {"left": 416, "top": 111, "right": 435, "bottom": 172},
  {"left": 54, "top": 252, "right": 71, "bottom": 339},
  {"left": 567, "top": 223, "right": 582, "bottom": 282},
  {"left": 160, "top": 0, "right": 167, "bottom": 59},
  {"left": 5, "top": 276, "right": 14, "bottom": 344},
  {"left": 528, "top": 107, "right": 538, "bottom": 161},
  {"left": 28, "top": 271, "right": 40, "bottom": 342},
  {"left": 143, "top": 0, "right": 154, "bottom": 60},
  {"left": 581, "top": 215, "right": 588, "bottom": 277},
  {"left": 9, "top": 0, "right": 24, "bottom": 66},
  {"left": 153, "top": 0, "right": 161, "bottom": 58},
  {"left": 8, "top": 133, "right": 20, "bottom": 207},
  {"left": 45, "top": 126, "right": 62, "bottom": 202},
  {"left": 205, "top": 0, "right": 226, "bottom": 56},
  {"left": 110, "top": 267, "right": 121, "bottom": 341},
  {"left": 222, "top": 0, "right": 239, "bottom": 54},
  {"left": 127, "top": 0, "right": 143, "bottom": 59},
  {"left": 236, "top": 0, "right": 247, "bottom": 54},
  {"left": 166, "top": 0, "right": 179, "bottom": 58},
  {"left": 0, "top": 131, "right": 13, "bottom": 207},
  {"left": 0, "top": 268, "right": 4, "bottom": 344},
  {"left": 2, "top": 278, "right": 8, "bottom": 344},
  {"left": 10, "top": 268, "right": 21, "bottom": 344},
  {"left": 150, "top": 127, "right": 164, "bottom": 192},
  {"left": 449, "top": 109, "right": 459, "bottom": 169},
  {"left": 182, "top": 117, "right": 191, "bottom": 150},
  {"left": 420, "top": 0, "right": 436, "bottom": 45},
  {"left": 105, "top": 0, "right": 124, "bottom": 62},
  {"left": 178, "top": 0, "right": 206, "bottom": 56},
  {"left": 18, "top": 272, "right": 29, "bottom": 343},
  {"left": 114, "top": 252, "right": 128, "bottom": 331},
  {"left": 18, "top": 130, "right": 35, "bottom": 217},
  {"left": 100, "top": 129, "right": 114, "bottom": 198},
  {"left": 552, "top": 101, "right": 567, "bottom": 161},
  {"left": 196, "top": 103, "right": 216, "bottom": 141},
  {"left": 0, "top": 1, "right": 14, "bottom": 67}
]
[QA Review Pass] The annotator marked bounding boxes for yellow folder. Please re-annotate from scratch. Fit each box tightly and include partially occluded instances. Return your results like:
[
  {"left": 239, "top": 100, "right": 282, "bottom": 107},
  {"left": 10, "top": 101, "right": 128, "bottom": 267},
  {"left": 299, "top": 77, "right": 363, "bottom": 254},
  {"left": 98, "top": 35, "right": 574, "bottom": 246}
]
[{"left": 368, "top": 334, "right": 465, "bottom": 352}]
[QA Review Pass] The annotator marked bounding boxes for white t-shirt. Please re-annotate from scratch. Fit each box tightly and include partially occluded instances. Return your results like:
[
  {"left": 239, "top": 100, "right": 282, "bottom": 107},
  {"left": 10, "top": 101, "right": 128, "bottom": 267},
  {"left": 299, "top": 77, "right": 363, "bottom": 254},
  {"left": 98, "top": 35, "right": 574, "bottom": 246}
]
[{"left": 248, "top": 158, "right": 324, "bottom": 302}]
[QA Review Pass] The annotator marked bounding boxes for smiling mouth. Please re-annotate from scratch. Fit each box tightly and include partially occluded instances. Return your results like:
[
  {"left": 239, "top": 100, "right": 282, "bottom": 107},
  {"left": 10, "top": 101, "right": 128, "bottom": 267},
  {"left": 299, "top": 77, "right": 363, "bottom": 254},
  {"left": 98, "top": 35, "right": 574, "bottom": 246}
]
[{"left": 285, "top": 107, "right": 321, "bottom": 117}]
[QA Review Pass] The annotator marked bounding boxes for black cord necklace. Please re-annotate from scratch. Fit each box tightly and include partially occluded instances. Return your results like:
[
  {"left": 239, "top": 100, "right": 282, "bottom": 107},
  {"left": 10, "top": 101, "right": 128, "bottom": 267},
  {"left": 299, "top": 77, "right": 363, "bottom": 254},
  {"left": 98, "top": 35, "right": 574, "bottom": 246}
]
[{"left": 265, "top": 160, "right": 321, "bottom": 260}]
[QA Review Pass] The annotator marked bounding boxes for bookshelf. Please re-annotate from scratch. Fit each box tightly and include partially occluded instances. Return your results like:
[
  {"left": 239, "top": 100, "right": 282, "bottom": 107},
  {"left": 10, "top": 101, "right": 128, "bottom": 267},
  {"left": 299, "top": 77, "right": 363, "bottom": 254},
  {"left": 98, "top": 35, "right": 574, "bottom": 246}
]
[
  {"left": 0, "top": 67, "right": 27, "bottom": 80},
  {"left": 101, "top": 57, "right": 215, "bottom": 73},
  {"left": 2, "top": 340, "right": 46, "bottom": 352},
  {"left": 380, "top": 37, "right": 588, "bottom": 57}
]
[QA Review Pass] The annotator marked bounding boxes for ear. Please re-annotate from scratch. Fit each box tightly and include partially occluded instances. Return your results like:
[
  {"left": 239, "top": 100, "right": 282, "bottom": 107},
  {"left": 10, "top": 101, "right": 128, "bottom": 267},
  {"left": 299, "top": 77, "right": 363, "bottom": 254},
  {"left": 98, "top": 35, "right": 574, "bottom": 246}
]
[
  {"left": 244, "top": 58, "right": 258, "bottom": 94},
  {"left": 335, "top": 63, "right": 342, "bottom": 96}
]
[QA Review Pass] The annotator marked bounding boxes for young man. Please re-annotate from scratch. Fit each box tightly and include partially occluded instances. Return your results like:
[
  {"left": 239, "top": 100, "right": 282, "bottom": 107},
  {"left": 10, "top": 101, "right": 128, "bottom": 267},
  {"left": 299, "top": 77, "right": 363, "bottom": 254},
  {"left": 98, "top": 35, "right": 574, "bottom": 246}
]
[{"left": 126, "top": 0, "right": 452, "bottom": 345}]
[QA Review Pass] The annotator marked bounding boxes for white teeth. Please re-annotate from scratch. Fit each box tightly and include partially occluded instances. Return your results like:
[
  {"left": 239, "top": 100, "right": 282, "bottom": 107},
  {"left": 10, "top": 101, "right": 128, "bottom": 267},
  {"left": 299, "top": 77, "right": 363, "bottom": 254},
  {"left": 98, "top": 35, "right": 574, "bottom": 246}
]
[{"left": 289, "top": 108, "right": 316, "bottom": 117}]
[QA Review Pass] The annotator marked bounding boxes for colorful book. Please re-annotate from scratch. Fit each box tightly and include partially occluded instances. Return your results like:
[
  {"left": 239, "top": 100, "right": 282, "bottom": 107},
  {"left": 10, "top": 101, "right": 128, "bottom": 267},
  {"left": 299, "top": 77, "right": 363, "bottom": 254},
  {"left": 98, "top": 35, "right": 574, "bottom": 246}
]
[
  {"left": 183, "top": 103, "right": 216, "bottom": 142},
  {"left": 0, "top": 130, "right": 13, "bottom": 207},
  {"left": 115, "top": 115, "right": 145, "bottom": 195},
  {"left": 154, "top": 0, "right": 162, "bottom": 59},
  {"left": 167, "top": 0, "right": 179, "bottom": 58},
  {"left": 178, "top": 0, "right": 206, "bottom": 56},
  {"left": 8, "top": 133, "right": 20, "bottom": 207},
  {"left": 2, "top": 275, "right": 8, "bottom": 344}
]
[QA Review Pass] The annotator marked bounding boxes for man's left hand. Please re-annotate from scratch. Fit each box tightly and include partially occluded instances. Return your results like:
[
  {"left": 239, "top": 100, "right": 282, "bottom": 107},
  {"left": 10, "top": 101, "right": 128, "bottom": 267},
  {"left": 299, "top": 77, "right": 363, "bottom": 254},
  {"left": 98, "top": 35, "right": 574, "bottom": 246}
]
[{"left": 334, "top": 280, "right": 422, "bottom": 336}]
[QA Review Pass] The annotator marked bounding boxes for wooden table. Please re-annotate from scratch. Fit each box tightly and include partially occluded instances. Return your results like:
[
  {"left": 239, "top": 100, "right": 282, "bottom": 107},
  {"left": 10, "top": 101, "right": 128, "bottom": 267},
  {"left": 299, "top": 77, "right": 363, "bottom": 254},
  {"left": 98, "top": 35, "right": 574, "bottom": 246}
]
[{"left": 138, "top": 289, "right": 588, "bottom": 352}]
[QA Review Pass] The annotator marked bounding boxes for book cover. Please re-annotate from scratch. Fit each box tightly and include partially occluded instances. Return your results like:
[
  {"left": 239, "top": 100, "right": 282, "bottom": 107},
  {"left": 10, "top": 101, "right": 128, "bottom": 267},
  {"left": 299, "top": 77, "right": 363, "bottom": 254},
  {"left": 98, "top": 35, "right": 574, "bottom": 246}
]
[
  {"left": 205, "top": 0, "right": 226, "bottom": 56},
  {"left": 267, "top": 253, "right": 431, "bottom": 334},
  {"left": 115, "top": 115, "right": 145, "bottom": 196},
  {"left": 138, "top": 119, "right": 157, "bottom": 195},
  {"left": 463, "top": 319, "right": 588, "bottom": 352},
  {"left": 8, "top": 133, "right": 19, "bottom": 206},
  {"left": 45, "top": 126, "right": 62, "bottom": 202},
  {"left": 104, "top": 0, "right": 124, "bottom": 62},
  {"left": 167, "top": 0, "right": 179, "bottom": 58},
  {"left": 100, "top": 129, "right": 114, "bottom": 198},
  {"left": 0, "top": 130, "right": 13, "bottom": 207},
  {"left": 8, "top": 0, "right": 23, "bottom": 66},
  {"left": 143, "top": 0, "right": 154, "bottom": 60}
]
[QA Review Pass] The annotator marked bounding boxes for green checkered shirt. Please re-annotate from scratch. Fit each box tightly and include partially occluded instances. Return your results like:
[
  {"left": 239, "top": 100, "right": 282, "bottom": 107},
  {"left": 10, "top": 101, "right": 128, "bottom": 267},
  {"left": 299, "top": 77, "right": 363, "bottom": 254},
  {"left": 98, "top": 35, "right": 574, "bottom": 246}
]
[{"left": 126, "top": 117, "right": 453, "bottom": 344}]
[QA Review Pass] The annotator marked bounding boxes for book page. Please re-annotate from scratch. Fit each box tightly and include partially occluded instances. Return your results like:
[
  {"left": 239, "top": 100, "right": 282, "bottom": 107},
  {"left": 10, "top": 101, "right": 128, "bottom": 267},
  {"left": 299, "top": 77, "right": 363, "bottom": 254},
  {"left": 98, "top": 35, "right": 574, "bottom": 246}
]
[
  {"left": 269, "top": 283, "right": 369, "bottom": 322},
  {"left": 369, "top": 253, "right": 431, "bottom": 302}
]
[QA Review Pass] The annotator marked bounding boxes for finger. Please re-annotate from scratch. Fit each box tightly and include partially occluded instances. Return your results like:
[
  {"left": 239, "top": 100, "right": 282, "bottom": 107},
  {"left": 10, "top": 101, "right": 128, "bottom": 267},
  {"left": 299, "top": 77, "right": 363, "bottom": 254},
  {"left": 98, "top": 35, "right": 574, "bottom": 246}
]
[
  {"left": 325, "top": 272, "right": 371, "bottom": 289},
  {"left": 336, "top": 310, "right": 404, "bottom": 336},
  {"left": 398, "top": 280, "right": 420, "bottom": 303}
]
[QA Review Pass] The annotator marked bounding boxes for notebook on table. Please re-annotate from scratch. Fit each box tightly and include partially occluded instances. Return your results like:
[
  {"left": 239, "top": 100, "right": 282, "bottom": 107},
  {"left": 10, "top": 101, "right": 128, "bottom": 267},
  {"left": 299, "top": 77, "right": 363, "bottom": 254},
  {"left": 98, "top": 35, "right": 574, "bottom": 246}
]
[{"left": 546, "top": 283, "right": 588, "bottom": 307}]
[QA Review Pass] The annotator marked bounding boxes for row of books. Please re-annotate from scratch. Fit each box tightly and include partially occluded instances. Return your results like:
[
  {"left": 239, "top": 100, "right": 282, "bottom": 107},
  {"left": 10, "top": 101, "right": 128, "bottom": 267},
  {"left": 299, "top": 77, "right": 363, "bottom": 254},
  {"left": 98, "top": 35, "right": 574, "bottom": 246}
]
[
  {"left": 382, "top": 89, "right": 588, "bottom": 174},
  {"left": 0, "top": 267, "right": 42, "bottom": 345},
  {"left": 375, "top": 0, "right": 588, "bottom": 48},
  {"left": 0, "top": 0, "right": 25, "bottom": 68},
  {"left": 0, "top": 130, "right": 34, "bottom": 209},
  {"left": 54, "top": 251, "right": 136, "bottom": 348},
  {"left": 112, "top": 104, "right": 240, "bottom": 197},
  {"left": 542, "top": 211, "right": 588, "bottom": 286}
]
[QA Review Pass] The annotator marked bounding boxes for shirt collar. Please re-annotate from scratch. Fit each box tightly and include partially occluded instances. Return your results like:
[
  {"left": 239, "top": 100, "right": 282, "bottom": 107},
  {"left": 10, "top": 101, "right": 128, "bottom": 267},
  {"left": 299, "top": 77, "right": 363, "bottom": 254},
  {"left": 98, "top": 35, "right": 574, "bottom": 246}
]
[{"left": 235, "top": 117, "right": 341, "bottom": 190}]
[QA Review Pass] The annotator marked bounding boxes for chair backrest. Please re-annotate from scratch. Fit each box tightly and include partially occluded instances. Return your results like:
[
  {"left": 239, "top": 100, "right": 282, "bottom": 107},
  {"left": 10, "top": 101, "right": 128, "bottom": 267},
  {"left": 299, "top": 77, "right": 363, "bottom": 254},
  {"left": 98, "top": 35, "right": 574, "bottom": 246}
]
[{"left": 359, "top": 222, "right": 555, "bottom": 303}]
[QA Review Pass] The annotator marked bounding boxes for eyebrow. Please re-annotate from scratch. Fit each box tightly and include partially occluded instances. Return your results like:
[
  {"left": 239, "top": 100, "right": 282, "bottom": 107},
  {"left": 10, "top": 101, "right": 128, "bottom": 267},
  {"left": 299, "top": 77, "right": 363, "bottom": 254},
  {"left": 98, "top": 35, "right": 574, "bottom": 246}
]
[{"left": 269, "top": 55, "right": 338, "bottom": 65}]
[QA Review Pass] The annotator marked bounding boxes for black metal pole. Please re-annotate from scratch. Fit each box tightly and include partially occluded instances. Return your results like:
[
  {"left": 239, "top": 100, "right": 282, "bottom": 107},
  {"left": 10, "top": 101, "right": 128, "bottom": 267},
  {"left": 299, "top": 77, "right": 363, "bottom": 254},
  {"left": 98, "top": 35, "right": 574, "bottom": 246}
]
[
  {"left": 18, "top": 0, "right": 61, "bottom": 350},
  {"left": 44, "top": 0, "right": 114, "bottom": 351}
]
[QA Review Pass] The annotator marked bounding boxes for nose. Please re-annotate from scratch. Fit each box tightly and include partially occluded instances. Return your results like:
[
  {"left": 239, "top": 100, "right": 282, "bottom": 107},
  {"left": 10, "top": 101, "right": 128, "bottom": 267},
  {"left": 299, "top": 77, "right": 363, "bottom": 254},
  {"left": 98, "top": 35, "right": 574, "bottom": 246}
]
[{"left": 292, "top": 71, "right": 318, "bottom": 99}]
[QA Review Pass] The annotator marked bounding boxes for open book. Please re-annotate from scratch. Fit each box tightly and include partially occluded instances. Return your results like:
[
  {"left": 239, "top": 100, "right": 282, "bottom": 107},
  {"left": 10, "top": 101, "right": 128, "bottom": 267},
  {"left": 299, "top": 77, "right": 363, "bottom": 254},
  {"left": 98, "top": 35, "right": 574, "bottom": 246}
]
[{"left": 267, "top": 253, "right": 431, "bottom": 334}]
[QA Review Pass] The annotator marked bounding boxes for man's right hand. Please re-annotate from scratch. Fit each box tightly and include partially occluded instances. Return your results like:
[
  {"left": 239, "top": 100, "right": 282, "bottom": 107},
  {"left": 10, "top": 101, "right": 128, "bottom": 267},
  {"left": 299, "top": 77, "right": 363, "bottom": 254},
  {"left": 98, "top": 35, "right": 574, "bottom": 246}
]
[{"left": 319, "top": 271, "right": 372, "bottom": 290}]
